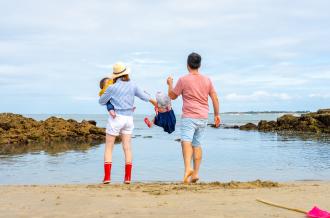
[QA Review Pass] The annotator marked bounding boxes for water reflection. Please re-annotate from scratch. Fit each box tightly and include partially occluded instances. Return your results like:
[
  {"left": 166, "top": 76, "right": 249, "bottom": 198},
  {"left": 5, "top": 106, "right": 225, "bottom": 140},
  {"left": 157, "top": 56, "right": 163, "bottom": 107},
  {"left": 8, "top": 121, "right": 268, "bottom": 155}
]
[
  {"left": 0, "top": 141, "right": 100, "bottom": 156},
  {"left": 0, "top": 137, "right": 118, "bottom": 156},
  {"left": 276, "top": 132, "right": 330, "bottom": 143},
  {"left": 1, "top": 114, "right": 330, "bottom": 184}
]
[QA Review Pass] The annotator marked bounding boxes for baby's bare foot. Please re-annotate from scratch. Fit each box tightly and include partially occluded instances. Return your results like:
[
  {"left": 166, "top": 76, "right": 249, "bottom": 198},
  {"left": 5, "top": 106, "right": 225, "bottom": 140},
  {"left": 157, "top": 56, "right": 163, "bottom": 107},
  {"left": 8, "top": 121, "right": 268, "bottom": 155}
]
[{"left": 109, "top": 110, "right": 116, "bottom": 118}]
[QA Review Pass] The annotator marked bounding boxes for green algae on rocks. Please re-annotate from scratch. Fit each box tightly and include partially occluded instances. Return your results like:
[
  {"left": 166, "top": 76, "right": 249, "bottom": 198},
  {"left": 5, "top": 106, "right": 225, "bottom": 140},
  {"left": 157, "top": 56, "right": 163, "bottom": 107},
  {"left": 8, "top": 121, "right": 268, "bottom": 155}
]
[
  {"left": 0, "top": 113, "right": 119, "bottom": 154},
  {"left": 239, "top": 109, "right": 330, "bottom": 134}
]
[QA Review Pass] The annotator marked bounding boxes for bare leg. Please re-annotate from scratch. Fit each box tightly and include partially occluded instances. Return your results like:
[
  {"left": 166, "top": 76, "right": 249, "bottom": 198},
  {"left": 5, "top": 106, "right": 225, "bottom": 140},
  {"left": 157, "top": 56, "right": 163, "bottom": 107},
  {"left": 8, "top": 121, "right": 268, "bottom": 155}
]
[
  {"left": 121, "top": 134, "right": 132, "bottom": 163},
  {"left": 109, "top": 110, "right": 116, "bottom": 119},
  {"left": 181, "top": 141, "right": 194, "bottom": 183},
  {"left": 192, "top": 146, "right": 202, "bottom": 182},
  {"left": 103, "top": 134, "right": 116, "bottom": 183},
  {"left": 122, "top": 134, "right": 133, "bottom": 184},
  {"left": 144, "top": 117, "right": 154, "bottom": 128},
  {"left": 104, "top": 134, "right": 116, "bottom": 162}
]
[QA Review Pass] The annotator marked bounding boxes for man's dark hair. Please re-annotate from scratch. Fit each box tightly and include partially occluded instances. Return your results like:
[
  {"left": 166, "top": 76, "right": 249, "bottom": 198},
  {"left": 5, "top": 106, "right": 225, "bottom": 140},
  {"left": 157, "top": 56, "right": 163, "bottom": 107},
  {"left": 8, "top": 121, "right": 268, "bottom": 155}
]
[
  {"left": 99, "top": 77, "right": 110, "bottom": 89},
  {"left": 187, "top": 52, "right": 201, "bottom": 69}
]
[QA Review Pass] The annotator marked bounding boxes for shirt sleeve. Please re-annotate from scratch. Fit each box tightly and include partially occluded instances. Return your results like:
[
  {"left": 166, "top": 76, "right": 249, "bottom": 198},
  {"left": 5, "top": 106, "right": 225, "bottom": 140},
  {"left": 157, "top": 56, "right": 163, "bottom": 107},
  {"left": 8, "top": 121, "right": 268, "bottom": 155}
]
[
  {"left": 134, "top": 85, "right": 151, "bottom": 102},
  {"left": 99, "top": 86, "right": 112, "bottom": 105},
  {"left": 172, "top": 78, "right": 183, "bottom": 96}
]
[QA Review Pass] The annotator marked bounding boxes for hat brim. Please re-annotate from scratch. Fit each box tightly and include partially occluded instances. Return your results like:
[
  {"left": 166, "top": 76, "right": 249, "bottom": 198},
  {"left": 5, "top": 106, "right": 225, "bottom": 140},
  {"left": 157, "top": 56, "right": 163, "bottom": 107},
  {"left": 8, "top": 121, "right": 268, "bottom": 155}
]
[{"left": 111, "top": 67, "right": 130, "bottom": 79}]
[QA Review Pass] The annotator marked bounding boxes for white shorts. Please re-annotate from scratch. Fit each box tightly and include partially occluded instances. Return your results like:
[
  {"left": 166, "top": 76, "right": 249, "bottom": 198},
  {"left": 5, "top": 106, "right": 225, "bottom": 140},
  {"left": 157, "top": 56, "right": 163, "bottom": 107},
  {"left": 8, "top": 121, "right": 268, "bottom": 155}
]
[{"left": 106, "top": 115, "right": 134, "bottom": 136}]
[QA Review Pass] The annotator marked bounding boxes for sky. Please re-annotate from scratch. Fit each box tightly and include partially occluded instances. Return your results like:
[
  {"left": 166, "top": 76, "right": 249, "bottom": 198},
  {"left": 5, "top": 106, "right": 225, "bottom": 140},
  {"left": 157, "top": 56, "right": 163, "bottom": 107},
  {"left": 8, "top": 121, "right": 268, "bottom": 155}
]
[{"left": 0, "top": 0, "right": 329, "bottom": 114}]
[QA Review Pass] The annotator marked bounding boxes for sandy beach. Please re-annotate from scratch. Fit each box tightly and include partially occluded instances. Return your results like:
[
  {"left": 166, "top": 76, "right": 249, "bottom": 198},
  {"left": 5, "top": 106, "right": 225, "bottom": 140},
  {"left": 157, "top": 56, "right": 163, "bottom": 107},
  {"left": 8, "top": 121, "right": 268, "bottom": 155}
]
[{"left": 0, "top": 181, "right": 329, "bottom": 218}]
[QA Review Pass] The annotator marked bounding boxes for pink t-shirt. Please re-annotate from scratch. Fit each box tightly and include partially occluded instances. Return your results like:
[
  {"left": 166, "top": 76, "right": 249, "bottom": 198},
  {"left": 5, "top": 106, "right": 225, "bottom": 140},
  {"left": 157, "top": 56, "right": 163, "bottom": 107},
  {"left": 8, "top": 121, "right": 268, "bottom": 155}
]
[{"left": 173, "top": 73, "right": 215, "bottom": 119}]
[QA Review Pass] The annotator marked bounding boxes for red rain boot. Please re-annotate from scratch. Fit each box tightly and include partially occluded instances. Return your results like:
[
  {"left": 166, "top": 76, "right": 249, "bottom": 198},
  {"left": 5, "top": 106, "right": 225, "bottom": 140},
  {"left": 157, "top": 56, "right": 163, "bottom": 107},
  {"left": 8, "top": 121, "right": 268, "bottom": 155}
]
[
  {"left": 103, "top": 162, "right": 112, "bottom": 184},
  {"left": 124, "top": 163, "right": 132, "bottom": 184}
]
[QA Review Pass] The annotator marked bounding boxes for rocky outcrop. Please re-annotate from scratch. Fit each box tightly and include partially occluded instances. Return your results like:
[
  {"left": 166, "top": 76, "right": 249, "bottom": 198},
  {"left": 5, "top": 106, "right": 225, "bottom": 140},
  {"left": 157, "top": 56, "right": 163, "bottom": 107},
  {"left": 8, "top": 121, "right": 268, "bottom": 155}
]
[
  {"left": 238, "top": 109, "right": 330, "bottom": 134},
  {"left": 0, "top": 113, "right": 107, "bottom": 148},
  {"left": 239, "top": 123, "right": 257, "bottom": 131}
]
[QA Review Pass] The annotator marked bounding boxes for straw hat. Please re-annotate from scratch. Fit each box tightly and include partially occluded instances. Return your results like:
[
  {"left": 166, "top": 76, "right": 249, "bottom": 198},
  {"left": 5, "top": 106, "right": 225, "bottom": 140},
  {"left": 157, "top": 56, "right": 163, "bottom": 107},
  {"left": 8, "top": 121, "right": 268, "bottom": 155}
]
[{"left": 111, "top": 62, "right": 130, "bottom": 79}]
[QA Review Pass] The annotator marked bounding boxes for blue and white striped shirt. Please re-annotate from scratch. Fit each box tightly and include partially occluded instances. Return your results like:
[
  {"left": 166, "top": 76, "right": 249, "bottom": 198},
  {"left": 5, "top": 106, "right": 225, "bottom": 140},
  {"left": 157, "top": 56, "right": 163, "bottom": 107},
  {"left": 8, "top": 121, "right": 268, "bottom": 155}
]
[{"left": 99, "top": 79, "right": 151, "bottom": 116}]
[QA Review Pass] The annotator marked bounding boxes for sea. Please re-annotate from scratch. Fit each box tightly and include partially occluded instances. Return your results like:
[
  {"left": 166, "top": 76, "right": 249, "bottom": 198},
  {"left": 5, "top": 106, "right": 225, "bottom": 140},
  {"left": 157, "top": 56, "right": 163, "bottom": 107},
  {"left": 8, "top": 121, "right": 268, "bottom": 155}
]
[{"left": 1, "top": 113, "right": 330, "bottom": 184}]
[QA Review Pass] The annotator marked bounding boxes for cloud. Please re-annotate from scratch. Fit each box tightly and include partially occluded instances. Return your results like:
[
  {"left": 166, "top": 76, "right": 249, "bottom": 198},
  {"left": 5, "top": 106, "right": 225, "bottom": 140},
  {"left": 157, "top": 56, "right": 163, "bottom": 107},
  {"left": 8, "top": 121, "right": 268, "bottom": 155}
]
[
  {"left": 225, "top": 91, "right": 292, "bottom": 101},
  {"left": 72, "top": 96, "right": 98, "bottom": 101},
  {"left": 128, "top": 58, "right": 168, "bottom": 65},
  {"left": 306, "top": 71, "right": 330, "bottom": 80},
  {"left": 212, "top": 73, "right": 307, "bottom": 87},
  {"left": 308, "top": 93, "right": 330, "bottom": 99},
  {"left": 0, "top": 0, "right": 330, "bottom": 113},
  {"left": 94, "top": 64, "right": 113, "bottom": 70}
]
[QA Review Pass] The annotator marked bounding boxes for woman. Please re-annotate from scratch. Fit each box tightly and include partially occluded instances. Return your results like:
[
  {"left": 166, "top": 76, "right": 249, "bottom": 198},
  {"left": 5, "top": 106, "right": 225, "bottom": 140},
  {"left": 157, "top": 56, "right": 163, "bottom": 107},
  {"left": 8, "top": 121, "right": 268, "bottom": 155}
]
[{"left": 99, "top": 62, "right": 156, "bottom": 184}]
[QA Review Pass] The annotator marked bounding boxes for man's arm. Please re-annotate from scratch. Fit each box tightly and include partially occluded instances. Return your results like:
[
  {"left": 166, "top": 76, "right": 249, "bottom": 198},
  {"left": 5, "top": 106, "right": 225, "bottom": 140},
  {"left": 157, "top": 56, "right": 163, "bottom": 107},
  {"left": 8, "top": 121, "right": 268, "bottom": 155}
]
[
  {"left": 210, "top": 91, "right": 221, "bottom": 127},
  {"left": 167, "top": 76, "right": 178, "bottom": 100}
]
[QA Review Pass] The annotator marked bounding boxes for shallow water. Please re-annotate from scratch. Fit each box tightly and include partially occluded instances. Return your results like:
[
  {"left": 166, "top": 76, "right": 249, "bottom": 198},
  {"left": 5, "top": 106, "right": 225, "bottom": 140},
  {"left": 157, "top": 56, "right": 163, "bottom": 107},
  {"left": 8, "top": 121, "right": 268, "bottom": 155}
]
[{"left": 1, "top": 113, "right": 330, "bottom": 184}]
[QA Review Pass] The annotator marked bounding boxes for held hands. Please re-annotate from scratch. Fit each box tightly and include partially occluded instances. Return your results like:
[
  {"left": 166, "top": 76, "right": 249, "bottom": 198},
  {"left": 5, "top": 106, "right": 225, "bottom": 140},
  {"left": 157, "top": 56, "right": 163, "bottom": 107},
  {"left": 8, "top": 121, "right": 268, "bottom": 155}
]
[{"left": 214, "top": 115, "right": 221, "bottom": 128}]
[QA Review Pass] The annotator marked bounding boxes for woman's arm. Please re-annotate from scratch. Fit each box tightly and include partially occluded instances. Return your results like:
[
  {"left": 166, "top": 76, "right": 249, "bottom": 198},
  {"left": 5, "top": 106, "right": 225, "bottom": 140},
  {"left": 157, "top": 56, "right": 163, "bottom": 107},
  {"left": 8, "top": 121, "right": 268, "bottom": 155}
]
[
  {"left": 134, "top": 85, "right": 157, "bottom": 107},
  {"left": 99, "top": 86, "right": 112, "bottom": 105},
  {"left": 134, "top": 85, "right": 151, "bottom": 102}
]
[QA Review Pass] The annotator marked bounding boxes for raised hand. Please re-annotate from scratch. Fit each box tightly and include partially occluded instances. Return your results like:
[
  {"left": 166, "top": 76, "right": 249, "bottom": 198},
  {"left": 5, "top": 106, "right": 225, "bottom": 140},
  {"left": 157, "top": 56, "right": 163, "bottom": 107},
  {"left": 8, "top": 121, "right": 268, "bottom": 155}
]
[{"left": 167, "top": 76, "right": 173, "bottom": 86}]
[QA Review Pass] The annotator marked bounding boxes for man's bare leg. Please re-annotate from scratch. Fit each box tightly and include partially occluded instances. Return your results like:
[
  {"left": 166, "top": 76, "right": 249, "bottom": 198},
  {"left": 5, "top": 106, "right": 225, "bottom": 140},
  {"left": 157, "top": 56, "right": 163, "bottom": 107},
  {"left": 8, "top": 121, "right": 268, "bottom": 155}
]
[
  {"left": 181, "top": 141, "right": 194, "bottom": 183},
  {"left": 192, "top": 146, "right": 202, "bottom": 183}
]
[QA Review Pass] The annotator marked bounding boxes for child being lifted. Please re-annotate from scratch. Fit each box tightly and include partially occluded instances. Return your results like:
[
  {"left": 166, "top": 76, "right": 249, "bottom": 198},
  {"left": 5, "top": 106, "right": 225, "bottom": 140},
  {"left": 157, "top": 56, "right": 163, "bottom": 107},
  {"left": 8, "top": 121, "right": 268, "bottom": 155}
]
[{"left": 144, "top": 91, "right": 176, "bottom": 134}]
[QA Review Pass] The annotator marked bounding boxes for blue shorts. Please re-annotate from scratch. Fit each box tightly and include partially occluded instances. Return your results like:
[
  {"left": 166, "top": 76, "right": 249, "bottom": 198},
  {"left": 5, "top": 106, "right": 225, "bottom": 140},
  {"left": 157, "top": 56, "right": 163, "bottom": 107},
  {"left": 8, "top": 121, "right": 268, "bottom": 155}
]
[{"left": 181, "top": 118, "right": 208, "bottom": 147}]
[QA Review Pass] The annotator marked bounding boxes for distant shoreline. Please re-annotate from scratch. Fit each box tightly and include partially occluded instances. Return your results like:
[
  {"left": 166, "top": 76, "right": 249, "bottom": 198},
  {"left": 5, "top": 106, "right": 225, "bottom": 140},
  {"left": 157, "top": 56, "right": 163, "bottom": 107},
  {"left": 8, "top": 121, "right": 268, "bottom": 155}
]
[
  {"left": 221, "top": 111, "right": 309, "bottom": 114},
  {"left": 17, "top": 111, "right": 310, "bottom": 116}
]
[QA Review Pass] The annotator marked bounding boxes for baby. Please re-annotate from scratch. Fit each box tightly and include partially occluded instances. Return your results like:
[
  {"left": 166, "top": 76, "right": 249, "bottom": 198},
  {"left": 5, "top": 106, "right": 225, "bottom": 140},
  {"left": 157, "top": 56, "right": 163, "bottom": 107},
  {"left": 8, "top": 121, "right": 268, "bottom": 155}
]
[
  {"left": 144, "top": 91, "right": 176, "bottom": 134},
  {"left": 99, "top": 77, "right": 116, "bottom": 118}
]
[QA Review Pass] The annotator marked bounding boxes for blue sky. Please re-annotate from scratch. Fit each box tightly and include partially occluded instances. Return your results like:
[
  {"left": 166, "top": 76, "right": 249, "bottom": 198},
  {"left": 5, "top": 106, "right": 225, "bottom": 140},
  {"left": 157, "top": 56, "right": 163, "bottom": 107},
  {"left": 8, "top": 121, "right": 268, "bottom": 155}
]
[{"left": 0, "top": 0, "right": 329, "bottom": 114}]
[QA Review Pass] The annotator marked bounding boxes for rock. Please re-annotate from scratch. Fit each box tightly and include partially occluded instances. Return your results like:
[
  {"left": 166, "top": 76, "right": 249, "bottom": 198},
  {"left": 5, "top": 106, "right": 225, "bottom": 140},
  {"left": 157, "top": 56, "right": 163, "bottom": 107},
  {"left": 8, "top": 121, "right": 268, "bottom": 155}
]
[
  {"left": 208, "top": 124, "right": 238, "bottom": 129},
  {"left": 143, "top": 136, "right": 152, "bottom": 138},
  {"left": 84, "top": 120, "right": 97, "bottom": 126},
  {"left": 317, "top": 109, "right": 330, "bottom": 114},
  {"left": 295, "top": 116, "right": 323, "bottom": 133},
  {"left": 224, "top": 125, "right": 239, "bottom": 129},
  {"left": 258, "top": 120, "right": 277, "bottom": 131},
  {"left": 311, "top": 114, "right": 330, "bottom": 127},
  {"left": 276, "top": 115, "right": 299, "bottom": 129},
  {"left": 0, "top": 113, "right": 107, "bottom": 149},
  {"left": 207, "top": 123, "right": 217, "bottom": 128},
  {"left": 239, "top": 123, "right": 257, "bottom": 131},
  {"left": 238, "top": 109, "right": 330, "bottom": 134}
]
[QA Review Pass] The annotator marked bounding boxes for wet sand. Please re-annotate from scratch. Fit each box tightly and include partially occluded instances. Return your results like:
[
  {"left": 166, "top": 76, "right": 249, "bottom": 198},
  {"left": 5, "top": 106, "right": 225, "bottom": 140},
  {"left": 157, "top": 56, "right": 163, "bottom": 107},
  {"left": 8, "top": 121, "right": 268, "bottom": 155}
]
[{"left": 0, "top": 181, "right": 329, "bottom": 218}]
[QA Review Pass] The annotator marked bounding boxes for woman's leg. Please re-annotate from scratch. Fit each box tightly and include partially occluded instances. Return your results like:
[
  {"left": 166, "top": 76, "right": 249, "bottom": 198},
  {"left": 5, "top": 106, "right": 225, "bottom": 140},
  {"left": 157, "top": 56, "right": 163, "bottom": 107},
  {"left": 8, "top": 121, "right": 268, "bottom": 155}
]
[
  {"left": 103, "top": 134, "right": 116, "bottom": 184},
  {"left": 104, "top": 134, "right": 116, "bottom": 162},
  {"left": 121, "top": 134, "right": 132, "bottom": 163},
  {"left": 121, "top": 134, "right": 133, "bottom": 183}
]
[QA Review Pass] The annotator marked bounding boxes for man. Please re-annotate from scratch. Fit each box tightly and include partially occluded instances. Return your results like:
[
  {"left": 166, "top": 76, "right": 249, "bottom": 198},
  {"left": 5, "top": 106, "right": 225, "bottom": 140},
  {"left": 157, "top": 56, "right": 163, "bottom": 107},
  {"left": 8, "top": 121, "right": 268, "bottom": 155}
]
[{"left": 167, "top": 52, "right": 220, "bottom": 183}]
